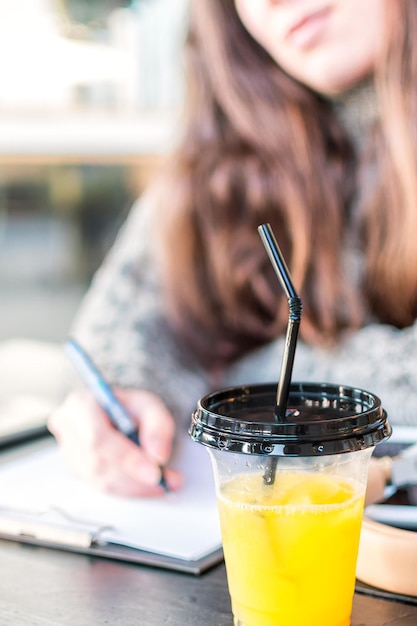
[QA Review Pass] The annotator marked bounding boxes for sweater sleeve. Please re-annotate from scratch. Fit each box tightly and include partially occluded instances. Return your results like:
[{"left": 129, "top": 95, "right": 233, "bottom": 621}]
[
  {"left": 222, "top": 322, "right": 417, "bottom": 427},
  {"left": 71, "top": 196, "right": 211, "bottom": 429}
]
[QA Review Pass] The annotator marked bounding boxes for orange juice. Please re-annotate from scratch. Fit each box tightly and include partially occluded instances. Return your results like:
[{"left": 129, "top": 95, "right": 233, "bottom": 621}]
[{"left": 217, "top": 471, "right": 365, "bottom": 626}]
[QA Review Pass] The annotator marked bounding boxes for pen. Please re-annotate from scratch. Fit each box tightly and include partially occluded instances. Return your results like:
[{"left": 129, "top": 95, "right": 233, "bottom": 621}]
[{"left": 65, "top": 337, "right": 169, "bottom": 492}]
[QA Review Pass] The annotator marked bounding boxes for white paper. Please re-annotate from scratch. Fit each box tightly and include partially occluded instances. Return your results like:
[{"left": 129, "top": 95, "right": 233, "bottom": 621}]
[{"left": 0, "top": 436, "right": 222, "bottom": 561}]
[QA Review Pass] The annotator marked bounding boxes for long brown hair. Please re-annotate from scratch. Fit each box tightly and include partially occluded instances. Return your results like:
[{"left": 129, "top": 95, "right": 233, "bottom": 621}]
[{"left": 155, "top": 0, "right": 417, "bottom": 367}]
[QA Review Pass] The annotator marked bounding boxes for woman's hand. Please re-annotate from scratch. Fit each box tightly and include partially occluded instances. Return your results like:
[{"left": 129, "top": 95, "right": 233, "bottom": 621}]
[{"left": 48, "top": 388, "right": 183, "bottom": 497}]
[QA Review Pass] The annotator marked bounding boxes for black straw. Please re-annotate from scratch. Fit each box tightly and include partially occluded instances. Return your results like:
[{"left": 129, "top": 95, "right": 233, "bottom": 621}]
[{"left": 258, "top": 224, "right": 303, "bottom": 484}]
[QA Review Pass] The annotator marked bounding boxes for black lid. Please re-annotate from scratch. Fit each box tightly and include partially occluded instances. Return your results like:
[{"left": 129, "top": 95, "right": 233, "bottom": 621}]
[{"left": 189, "top": 382, "right": 391, "bottom": 456}]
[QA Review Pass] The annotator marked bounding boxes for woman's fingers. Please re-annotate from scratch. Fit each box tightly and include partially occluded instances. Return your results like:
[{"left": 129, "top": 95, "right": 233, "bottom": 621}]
[
  {"left": 48, "top": 388, "right": 183, "bottom": 497},
  {"left": 115, "top": 388, "right": 176, "bottom": 466}
]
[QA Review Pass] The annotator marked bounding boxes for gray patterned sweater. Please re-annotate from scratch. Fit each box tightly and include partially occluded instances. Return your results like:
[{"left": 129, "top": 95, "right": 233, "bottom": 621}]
[{"left": 72, "top": 85, "right": 417, "bottom": 430}]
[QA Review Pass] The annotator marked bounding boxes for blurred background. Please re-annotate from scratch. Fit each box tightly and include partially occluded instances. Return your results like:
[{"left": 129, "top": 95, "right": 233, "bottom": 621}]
[{"left": 0, "top": 0, "right": 189, "bottom": 343}]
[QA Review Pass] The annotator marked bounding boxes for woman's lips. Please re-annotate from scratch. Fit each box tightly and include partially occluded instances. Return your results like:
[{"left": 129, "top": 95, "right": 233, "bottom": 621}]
[{"left": 287, "top": 7, "right": 332, "bottom": 49}]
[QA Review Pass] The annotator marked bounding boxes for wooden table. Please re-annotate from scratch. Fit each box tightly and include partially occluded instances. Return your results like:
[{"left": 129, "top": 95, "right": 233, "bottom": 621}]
[{"left": 0, "top": 539, "right": 416, "bottom": 625}]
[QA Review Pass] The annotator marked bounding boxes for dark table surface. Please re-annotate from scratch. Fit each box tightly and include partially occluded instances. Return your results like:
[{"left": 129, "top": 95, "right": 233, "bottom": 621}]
[{"left": 1, "top": 538, "right": 417, "bottom": 626}]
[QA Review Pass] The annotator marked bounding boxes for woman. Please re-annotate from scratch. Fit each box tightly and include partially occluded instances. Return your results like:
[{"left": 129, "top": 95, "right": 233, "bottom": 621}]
[{"left": 49, "top": 0, "right": 417, "bottom": 497}]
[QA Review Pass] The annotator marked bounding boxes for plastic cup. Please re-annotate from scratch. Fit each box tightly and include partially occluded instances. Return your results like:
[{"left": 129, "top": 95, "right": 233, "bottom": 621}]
[{"left": 190, "top": 382, "right": 391, "bottom": 626}]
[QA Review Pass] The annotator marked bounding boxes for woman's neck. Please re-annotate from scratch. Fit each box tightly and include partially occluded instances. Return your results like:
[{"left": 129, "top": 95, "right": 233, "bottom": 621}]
[{"left": 325, "top": 79, "right": 378, "bottom": 151}]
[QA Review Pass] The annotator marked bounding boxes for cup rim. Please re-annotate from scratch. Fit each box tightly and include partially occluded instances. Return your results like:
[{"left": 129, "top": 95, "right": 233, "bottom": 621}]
[{"left": 189, "top": 381, "right": 391, "bottom": 456}]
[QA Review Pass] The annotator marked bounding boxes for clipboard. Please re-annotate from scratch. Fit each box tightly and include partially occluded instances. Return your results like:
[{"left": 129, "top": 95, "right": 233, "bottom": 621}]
[{"left": 0, "top": 435, "right": 223, "bottom": 575}]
